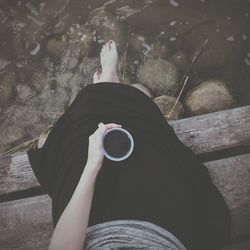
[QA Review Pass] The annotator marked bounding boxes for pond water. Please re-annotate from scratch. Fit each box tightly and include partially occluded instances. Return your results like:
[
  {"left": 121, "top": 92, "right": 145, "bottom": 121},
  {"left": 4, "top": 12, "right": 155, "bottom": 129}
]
[{"left": 0, "top": 0, "right": 249, "bottom": 153}]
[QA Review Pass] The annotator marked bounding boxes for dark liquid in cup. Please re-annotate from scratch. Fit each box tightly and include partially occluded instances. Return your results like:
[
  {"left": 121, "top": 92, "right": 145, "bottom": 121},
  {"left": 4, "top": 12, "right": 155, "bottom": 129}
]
[{"left": 104, "top": 130, "right": 131, "bottom": 158}]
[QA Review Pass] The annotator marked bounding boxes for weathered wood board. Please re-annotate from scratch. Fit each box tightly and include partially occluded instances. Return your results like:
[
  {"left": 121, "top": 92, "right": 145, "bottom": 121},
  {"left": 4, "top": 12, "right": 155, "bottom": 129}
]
[
  {"left": 0, "top": 154, "right": 249, "bottom": 249},
  {"left": 1, "top": 105, "right": 250, "bottom": 195}
]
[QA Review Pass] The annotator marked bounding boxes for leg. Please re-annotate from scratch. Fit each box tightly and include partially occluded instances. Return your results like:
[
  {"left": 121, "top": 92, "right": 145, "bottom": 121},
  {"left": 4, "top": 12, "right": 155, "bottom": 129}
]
[{"left": 93, "top": 40, "right": 120, "bottom": 84}]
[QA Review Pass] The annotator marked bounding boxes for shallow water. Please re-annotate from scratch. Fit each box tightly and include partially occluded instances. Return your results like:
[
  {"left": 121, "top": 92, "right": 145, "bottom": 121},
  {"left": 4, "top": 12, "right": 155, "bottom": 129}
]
[{"left": 0, "top": 0, "right": 249, "bottom": 153}]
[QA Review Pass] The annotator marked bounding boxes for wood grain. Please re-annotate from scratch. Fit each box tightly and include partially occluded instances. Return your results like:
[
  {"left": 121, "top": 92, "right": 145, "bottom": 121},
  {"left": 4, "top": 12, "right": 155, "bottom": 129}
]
[{"left": 0, "top": 154, "right": 249, "bottom": 249}]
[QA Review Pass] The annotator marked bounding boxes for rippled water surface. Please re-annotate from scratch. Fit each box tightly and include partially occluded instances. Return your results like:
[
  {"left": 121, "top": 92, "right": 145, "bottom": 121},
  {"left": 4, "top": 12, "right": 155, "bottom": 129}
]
[{"left": 0, "top": 0, "right": 249, "bottom": 153}]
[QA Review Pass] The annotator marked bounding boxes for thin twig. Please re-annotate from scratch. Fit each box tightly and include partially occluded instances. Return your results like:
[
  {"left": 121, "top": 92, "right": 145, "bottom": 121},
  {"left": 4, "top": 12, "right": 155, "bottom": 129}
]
[
  {"left": 0, "top": 138, "right": 39, "bottom": 156},
  {"left": 165, "top": 75, "right": 189, "bottom": 119},
  {"left": 0, "top": 116, "right": 59, "bottom": 156},
  {"left": 122, "top": 23, "right": 131, "bottom": 80},
  {"left": 161, "top": 39, "right": 208, "bottom": 97},
  {"left": 160, "top": 39, "right": 209, "bottom": 119},
  {"left": 26, "top": 110, "right": 64, "bottom": 115},
  {"left": 122, "top": 42, "right": 128, "bottom": 80}
]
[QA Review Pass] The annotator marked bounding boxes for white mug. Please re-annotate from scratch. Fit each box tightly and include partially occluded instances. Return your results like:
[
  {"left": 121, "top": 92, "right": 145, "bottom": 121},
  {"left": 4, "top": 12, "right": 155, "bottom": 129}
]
[{"left": 103, "top": 127, "right": 134, "bottom": 161}]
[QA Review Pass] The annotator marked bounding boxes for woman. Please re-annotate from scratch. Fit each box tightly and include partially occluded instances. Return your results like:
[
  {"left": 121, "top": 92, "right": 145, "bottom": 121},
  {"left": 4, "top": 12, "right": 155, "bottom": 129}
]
[{"left": 27, "top": 40, "right": 230, "bottom": 250}]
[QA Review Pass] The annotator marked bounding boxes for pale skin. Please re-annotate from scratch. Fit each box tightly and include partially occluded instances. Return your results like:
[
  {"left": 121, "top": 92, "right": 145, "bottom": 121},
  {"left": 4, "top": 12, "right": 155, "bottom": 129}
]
[{"left": 48, "top": 40, "right": 122, "bottom": 250}]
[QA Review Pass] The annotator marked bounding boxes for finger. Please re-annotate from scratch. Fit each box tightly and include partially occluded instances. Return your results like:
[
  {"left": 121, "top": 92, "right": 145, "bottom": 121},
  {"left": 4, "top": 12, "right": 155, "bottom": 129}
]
[
  {"left": 98, "top": 122, "right": 104, "bottom": 127},
  {"left": 105, "top": 123, "right": 122, "bottom": 129},
  {"left": 95, "top": 123, "right": 107, "bottom": 134}
]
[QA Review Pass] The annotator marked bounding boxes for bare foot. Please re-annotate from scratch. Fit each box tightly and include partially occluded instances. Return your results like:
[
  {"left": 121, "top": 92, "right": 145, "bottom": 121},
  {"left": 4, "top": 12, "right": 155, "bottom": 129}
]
[{"left": 99, "top": 40, "right": 120, "bottom": 83}]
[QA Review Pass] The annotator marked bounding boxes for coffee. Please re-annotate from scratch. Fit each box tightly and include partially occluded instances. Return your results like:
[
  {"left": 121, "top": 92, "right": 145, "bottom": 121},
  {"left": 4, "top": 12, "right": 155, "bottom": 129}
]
[{"left": 104, "top": 130, "right": 131, "bottom": 158}]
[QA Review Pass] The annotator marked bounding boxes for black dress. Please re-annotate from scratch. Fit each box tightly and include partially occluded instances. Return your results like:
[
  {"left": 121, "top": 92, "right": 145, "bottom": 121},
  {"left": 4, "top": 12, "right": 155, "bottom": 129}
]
[{"left": 27, "top": 82, "right": 231, "bottom": 250}]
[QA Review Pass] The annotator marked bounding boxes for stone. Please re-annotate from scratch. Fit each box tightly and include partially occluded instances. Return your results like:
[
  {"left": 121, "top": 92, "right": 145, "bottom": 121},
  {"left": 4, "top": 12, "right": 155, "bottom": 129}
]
[
  {"left": 0, "top": 59, "right": 11, "bottom": 71},
  {"left": 137, "top": 58, "right": 179, "bottom": 97},
  {"left": 0, "top": 124, "right": 24, "bottom": 154},
  {"left": 16, "top": 0, "right": 70, "bottom": 56},
  {"left": 153, "top": 95, "right": 184, "bottom": 121},
  {"left": 47, "top": 25, "right": 93, "bottom": 57},
  {"left": 31, "top": 69, "right": 52, "bottom": 94},
  {"left": 0, "top": 71, "right": 16, "bottom": 107},
  {"left": 46, "top": 37, "right": 68, "bottom": 57},
  {"left": 129, "top": 35, "right": 151, "bottom": 59},
  {"left": 59, "top": 49, "right": 80, "bottom": 72},
  {"left": 131, "top": 83, "right": 152, "bottom": 98},
  {"left": 184, "top": 79, "right": 236, "bottom": 116}
]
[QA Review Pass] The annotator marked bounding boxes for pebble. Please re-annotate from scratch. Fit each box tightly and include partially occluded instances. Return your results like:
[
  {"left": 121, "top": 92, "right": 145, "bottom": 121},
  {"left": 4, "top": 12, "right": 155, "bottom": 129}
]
[
  {"left": 30, "top": 43, "right": 40, "bottom": 55},
  {"left": 242, "top": 34, "right": 247, "bottom": 40},
  {"left": 169, "top": 0, "right": 179, "bottom": 7},
  {"left": 0, "top": 59, "right": 10, "bottom": 70},
  {"left": 226, "top": 35, "right": 234, "bottom": 42},
  {"left": 97, "top": 39, "right": 105, "bottom": 43},
  {"left": 245, "top": 57, "right": 250, "bottom": 66},
  {"left": 40, "top": 2, "right": 45, "bottom": 11},
  {"left": 142, "top": 42, "right": 152, "bottom": 51},
  {"left": 170, "top": 37, "right": 176, "bottom": 41},
  {"left": 25, "top": 3, "right": 39, "bottom": 16},
  {"left": 137, "top": 36, "right": 145, "bottom": 42},
  {"left": 170, "top": 21, "right": 177, "bottom": 26}
]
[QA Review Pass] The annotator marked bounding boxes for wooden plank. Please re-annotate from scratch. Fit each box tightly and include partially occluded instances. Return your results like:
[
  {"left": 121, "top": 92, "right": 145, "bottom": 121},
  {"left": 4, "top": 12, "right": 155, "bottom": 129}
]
[
  {"left": 0, "top": 196, "right": 248, "bottom": 250},
  {"left": 0, "top": 153, "right": 40, "bottom": 195},
  {"left": 222, "top": 239, "right": 250, "bottom": 250},
  {"left": 204, "top": 153, "right": 250, "bottom": 239},
  {"left": 169, "top": 105, "right": 250, "bottom": 154},
  {"left": 0, "top": 105, "right": 250, "bottom": 195},
  {"left": 0, "top": 154, "right": 249, "bottom": 249},
  {"left": 0, "top": 195, "right": 53, "bottom": 250}
]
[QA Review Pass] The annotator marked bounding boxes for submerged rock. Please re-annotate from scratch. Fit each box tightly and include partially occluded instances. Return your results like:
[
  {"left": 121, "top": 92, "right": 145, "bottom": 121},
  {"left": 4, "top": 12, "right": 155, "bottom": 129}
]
[
  {"left": 88, "top": 6, "right": 126, "bottom": 51},
  {"left": 0, "top": 71, "right": 16, "bottom": 107},
  {"left": 184, "top": 79, "right": 236, "bottom": 116},
  {"left": 0, "top": 123, "right": 24, "bottom": 154},
  {"left": 154, "top": 95, "right": 184, "bottom": 121},
  {"left": 31, "top": 69, "right": 52, "bottom": 94},
  {"left": 137, "top": 58, "right": 179, "bottom": 97},
  {"left": 46, "top": 24, "right": 93, "bottom": 57}
]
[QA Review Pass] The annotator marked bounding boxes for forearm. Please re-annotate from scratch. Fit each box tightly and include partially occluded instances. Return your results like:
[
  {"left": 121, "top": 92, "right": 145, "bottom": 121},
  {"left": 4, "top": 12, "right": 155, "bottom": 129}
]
[{"left": 48, "top": 163, "right": 99, "bottom": 250}]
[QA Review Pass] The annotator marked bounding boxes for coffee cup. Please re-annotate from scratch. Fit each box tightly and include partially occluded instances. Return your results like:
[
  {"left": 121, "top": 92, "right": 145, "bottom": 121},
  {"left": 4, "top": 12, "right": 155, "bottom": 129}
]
[{"left": 103, "top": 127, "right": 134, "bottom": 161}]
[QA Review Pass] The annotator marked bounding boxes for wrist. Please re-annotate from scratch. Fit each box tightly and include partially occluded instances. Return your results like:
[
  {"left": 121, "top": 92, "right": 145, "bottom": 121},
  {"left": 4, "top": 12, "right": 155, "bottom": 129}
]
[{"left": 84, "top": 162, "right": 101, "bottom": 176}]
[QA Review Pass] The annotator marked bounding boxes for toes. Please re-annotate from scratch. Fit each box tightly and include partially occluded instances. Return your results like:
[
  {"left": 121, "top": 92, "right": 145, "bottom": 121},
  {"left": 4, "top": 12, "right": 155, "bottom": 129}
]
[
  {"left": 106, "top": 41, "right": 111, "bottom": 50},
  {"left": 110, "top": 41, "right": 116, "bottom": 50}
]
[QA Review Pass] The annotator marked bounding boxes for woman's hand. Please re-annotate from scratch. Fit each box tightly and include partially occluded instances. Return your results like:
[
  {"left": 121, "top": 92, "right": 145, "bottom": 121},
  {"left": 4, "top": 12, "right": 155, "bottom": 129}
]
[{"left": 85, "top": 122, "right": 122, "bottom": 173}]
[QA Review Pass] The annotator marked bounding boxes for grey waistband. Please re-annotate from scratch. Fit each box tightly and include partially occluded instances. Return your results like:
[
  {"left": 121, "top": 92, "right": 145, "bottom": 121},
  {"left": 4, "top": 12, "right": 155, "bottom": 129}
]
[{"left": 84, "top": 220, "right": 187, "bottom": 250}]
